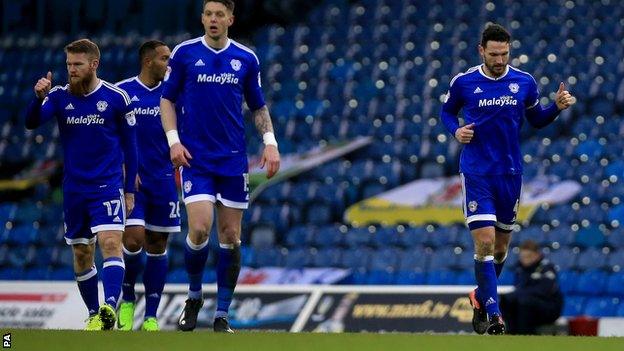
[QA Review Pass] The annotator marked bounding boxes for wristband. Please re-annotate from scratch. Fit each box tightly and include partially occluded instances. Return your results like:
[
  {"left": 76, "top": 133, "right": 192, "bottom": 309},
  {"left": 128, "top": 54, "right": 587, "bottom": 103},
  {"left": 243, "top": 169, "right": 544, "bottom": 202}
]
[
  {"left": 262, "top": 132, "right": 278, "bottom": 147},
  {"left": 166, "top": 130, "right": 180, "bottom": 147}
]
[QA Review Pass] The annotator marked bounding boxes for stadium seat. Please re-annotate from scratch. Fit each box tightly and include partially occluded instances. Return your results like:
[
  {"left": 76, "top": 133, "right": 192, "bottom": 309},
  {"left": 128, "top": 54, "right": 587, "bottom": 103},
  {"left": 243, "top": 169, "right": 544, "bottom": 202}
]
[
  {"left": 575, "top": 270, "right": 609, "bottom": 295},
  {"left": 426, "top": 270, "right": 457, "bottom": 285},
  {"left": 584, "top": 297, "right": 619, "bottom": 317},
  {"left": 575, "top": 248, "right": 609, "bottom": 271},
  {"left": 562, "top": 296, "right": 586, "bottom": 316}
]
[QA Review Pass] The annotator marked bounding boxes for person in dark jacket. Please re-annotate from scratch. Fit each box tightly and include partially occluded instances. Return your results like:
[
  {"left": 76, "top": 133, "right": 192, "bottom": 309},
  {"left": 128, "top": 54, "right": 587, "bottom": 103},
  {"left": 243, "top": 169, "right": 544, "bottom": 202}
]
[{"left": 499, "top": 240, "right": 563, "bottom": 334}]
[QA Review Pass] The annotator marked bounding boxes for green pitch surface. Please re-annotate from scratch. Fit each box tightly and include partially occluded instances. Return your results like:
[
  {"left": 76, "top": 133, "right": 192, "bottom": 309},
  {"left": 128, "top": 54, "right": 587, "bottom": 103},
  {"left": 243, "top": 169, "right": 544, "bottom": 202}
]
[{"left": 7, "top": 330, "right": 624, "bottom": 351}]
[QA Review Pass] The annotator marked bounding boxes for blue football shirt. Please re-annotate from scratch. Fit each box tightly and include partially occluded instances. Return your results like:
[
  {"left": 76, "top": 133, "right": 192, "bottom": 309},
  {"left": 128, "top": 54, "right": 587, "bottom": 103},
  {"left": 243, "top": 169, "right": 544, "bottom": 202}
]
[
  {"left": 116, "top": 76, "right": 173, "bottom": 180},
  {"left": 25, "top": 80, "right": 138, "bottom": 193},
  {"left": 441, "top": 65, "right": 540, "bottom": 175},
  {"left": 162, "top": 36, "right": 265, "bottom": 176}
]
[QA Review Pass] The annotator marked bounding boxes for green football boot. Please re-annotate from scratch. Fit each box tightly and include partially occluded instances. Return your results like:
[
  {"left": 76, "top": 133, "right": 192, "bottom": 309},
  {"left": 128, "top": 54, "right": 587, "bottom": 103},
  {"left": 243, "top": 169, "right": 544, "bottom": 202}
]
[{"left": 117, "top": 302, "right": 136, "bottom": 331}]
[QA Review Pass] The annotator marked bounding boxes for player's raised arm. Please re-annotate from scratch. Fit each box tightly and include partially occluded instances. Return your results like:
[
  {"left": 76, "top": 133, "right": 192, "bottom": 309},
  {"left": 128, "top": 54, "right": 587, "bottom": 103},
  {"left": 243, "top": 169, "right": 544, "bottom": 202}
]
[
  {"left": 253, "top": 105, "right": 280, "bottom": 178},
  {"left": 25, "top": 71, "right": 56, "bottom": 129},
  {"left": 525, "top": 82, "right": 575, "bottom": 129}
]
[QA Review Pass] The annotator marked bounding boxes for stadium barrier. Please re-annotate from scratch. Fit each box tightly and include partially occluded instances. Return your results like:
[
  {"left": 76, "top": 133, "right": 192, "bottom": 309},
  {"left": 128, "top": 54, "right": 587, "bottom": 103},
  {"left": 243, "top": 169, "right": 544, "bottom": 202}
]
[{"left": 1, "top": 282, "right": 621, "bottom": 335}]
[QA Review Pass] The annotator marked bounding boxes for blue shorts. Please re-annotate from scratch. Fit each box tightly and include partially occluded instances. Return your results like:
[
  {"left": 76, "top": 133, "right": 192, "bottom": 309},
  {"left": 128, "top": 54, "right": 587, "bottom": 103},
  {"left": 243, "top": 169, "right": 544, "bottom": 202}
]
[
  {"left": 63, "top": 187, "right": 126, "bottom": 245},
  {"left": 461, "top": 173, "right": 522, "bottom": 232},
  {"left": 180, "top": 167, "right": 249, "bottom": 209},
  {"left": 126, "top": 177, "right": 182, "bottom": 233}
]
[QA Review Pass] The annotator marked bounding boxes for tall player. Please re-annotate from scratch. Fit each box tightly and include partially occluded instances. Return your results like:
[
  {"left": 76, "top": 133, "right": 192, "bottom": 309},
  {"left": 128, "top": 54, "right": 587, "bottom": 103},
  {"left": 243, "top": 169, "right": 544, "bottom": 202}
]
[
  {"left": 25, "top": 39, "right": 137, "bottom": 330},
  {"left": 161, "top": 0, "right": 280, "bottom": 332},
  {"left": 115, "top": 40, "right": 179, "bottom": 332},
  {"left": 440, "top": 24, "right": 575, "bottom": 334}
]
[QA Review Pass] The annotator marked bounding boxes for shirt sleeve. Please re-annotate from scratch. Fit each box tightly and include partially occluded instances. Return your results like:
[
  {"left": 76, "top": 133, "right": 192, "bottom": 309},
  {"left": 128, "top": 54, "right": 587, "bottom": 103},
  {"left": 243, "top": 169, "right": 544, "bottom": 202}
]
[
  {"left": 243, "top": 55, "right": 266, "bottom": 111},
  {"left": 119, "top": 98, "right": 138, "bottom": 193},
  {"left": 440, "top": 78, "right": 463, "bottom": 136},
  {"left": 24, "top": 89, "right": 59, "bottom": 129},
  {"left": 525, "top": 75, "right": 540, "bottom": 109},
  {"left": 161, "top": 49, "right": 186, "bottom": 103}
]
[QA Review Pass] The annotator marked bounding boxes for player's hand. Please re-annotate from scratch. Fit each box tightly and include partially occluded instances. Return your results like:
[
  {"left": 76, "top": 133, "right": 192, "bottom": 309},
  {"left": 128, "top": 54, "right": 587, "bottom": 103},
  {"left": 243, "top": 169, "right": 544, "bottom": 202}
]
[
  {"left": 260, "top": 145, "right": 280, "bottom": 179},
  {"left": 455, "top": 123, "right": 475, "bottom": 144},
  {"left": 34, "top": 71, "right": 52, "bottom": 99},
  {"left": 555, "top": 82, "right": 575, "bottom": 110},
  {"left": 170, "top": 143, "right": 192, "bottom": 168},
  {"left": 124, "top": 192, "right": 135, "bottom": 216}
]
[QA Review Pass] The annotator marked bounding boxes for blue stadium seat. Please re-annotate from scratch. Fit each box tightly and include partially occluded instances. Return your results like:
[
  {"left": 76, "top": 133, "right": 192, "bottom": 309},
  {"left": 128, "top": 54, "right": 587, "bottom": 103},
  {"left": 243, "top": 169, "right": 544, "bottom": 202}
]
[
  {"left": 23, "top": 267, "right": 49, "bottom": 280},
  {"left": 558, "top": 270, "right": 580, "bottom": 294},
  {"left": 340, "top": 248, "right": 372, "bottom": 269},
  {"left": 254, "top": 248, "right": 284, "bottom": 267},
  {"left": 562, "top": 296, "right": 586, "bottom": 316},
  {"left": 395, "top": 270, "right": 426, "bottom": 285},
  {"left": 498, "top": 268, "right": 515, "bottom": 286},
  {"left": 455, "top": 251, "right": 474, "bottom": 270},
  {"left": 312, "top": 225, "right": 344, "bottom": 248},
  {"left": 575, "top": 248, "right": 609, "bottom": 271},
  {"left": 285, "top": 225, "right": 314, "bottom": 248},
  {"left": 574, "top": 226, "right": 606, "bottom": 248},
  {"left": 547, "top": 247, "right": 577, "bottom": 271},
  {"left": 397, "top": 227, "right": 428, "bottom": 248},
  {"left": 605, "top": 271, "right": 624, "bottom": 296},
  {"left": 428, "top": 247, "right": 457, "bottom": 271},
  {"left": 605, "top": 231, "right": 624, "bottom": 249},
  {"left": 3, "top": 224, "right": 38, "bottom": 246},
  {"left": 607, "top": 250, "right": 624, "bottom": 272},
  {"left": 366, "top": 270, "right": 395, "bottom": 285},
  {"left": 344, "top": 227, "right": 372, "bottom": 248},
  {"left": 370, "top": 248, "right": 401, "bottom": 272},
  {"left": 283, "top": 248, "right": 313, "bottom": 268},
  {"left": 426, "top": 270, "right": 457, "bottom": 285},
  {"left": 370, "top": 227, "right": 399, "bottom": 247},
  {"left": 575, "top": 270, "right": 609, "bottom": 295},
  {"left": 48, "top": 267, "right": 74, "bottom": 281},
  {"left": 312, "top": 247, "right": 342, "bottom": 267},
  {"left": 584, "top": 297, "right": 618, "bottom": 317},
  {"left": 455, "top": 270, "right": 475, "bottom": 285}
]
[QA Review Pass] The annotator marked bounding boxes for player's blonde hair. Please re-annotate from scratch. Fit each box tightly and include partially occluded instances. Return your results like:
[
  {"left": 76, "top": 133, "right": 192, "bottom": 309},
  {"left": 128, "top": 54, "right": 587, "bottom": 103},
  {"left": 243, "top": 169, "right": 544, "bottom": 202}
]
[{"left": 64, "top": 39, "right": 100, "bottom": 60}]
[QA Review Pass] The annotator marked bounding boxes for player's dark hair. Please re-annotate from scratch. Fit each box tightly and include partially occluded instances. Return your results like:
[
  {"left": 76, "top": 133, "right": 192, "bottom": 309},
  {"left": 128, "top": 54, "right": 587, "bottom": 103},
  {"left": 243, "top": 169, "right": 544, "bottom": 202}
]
[
  {"left": 64, "top": 39, "right": 100, "bottom": 60},
  {"left": 480, "top": 24, "right": 511, "bottom": 47},
  {"left": 139, "top": 40, "right": 167, "bottom": 62},
  {"left": 203, "top": 0, "right": 235, "bottom": 13}
]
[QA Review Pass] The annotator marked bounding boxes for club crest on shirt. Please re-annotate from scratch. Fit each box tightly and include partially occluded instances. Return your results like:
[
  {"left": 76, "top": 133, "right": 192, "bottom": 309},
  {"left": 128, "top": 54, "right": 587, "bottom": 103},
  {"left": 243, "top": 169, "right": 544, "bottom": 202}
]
[
  {"left": 96, "top": 101, "right": 108, "bottom": 112},
  {"left": 508, "top": 83, "right": 519, "bottom": 93},
  {"left": 468, "top": 201, "right": 478, "bottom": 212},
  {"left": 184, "top": 180, "right": 192, "bottom": 193},
  {"left": 230, "top": 59, "right": 242, "bottom": 71}
]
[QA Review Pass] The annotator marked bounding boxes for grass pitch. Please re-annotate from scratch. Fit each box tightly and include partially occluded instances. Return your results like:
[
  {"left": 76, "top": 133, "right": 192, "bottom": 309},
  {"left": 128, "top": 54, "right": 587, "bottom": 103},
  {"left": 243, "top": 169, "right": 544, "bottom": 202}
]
[{"left": 6, "top": 330, "right": 624, "bottom": 351}]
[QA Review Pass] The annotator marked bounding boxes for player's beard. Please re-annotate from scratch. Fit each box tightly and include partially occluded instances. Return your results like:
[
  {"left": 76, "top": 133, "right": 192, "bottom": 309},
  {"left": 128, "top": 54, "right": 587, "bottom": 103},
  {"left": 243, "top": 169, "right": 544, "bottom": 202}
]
[
  {"left": 484, "top": 62, "right": 506, "bottom": 77},
  {"left": 68, "top": 72, "right": 95, "bottom": 96}
]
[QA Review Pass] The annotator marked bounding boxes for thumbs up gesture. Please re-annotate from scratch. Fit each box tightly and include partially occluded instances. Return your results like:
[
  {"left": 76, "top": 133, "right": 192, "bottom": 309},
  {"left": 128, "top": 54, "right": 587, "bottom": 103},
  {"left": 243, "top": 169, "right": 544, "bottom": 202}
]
[
  {"left": 34, "top": 71, "right": 53, "bottom": 99},
  {"left": 555, "top": 82, "right": 575, "bottom": 110}
]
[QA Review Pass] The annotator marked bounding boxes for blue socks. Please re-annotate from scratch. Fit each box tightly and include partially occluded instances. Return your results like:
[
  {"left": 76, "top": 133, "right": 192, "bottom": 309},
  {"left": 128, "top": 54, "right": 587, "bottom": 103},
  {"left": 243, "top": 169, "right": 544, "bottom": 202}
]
[
  {"left": 184, "top": 235, "right": 209, "bottom": 300},
  {"left": 102, "top": 257, "right": 125, "bottom": 307},
  {"left": 474, "top": 255, "right": 500, "bottom": 317},
  {"left": 216, "top": 243, "right": 241, "bottom": 318},
  {"left": 121, "top": 247, "right": 145, "bottom": 302},
  {"left": 144, "top": 251, "right": 168, "bottom": 318},
  {"left": 76, "top": 266, "right": 99, "bottom": 316}
]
